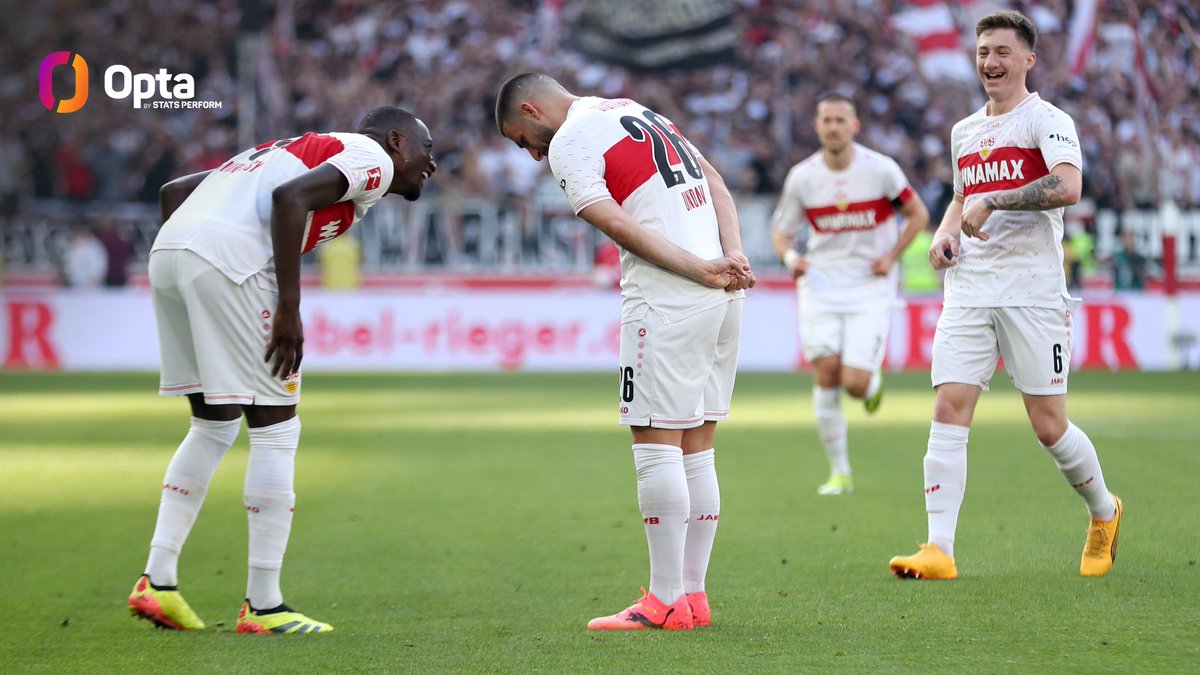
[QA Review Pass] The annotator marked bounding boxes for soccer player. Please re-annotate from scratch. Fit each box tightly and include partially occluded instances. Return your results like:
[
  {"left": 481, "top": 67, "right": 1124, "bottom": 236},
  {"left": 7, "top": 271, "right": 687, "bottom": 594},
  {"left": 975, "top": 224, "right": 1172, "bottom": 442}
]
[
  {"left": 495, "top": 73, "right": 754, "bottom": 631},
  {"left": 771, "top": 93, "right": 929, "bottom": 496},
  {"left": 128, "top": 107, "right": 437, "bottom": 633},
  {"left": 889, "top": 10, "right": 1122, "bottom": 580}
]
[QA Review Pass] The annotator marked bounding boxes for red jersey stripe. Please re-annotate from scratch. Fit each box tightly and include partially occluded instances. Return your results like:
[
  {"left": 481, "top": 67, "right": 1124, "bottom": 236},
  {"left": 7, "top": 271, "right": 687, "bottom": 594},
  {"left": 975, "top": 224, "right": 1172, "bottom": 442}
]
[
  {"left": 897, "top": 185, "right": 915, "bottom": 204},
  {"left": 603, "top": 136, "right": 657, "bottom": 205},
  {"left": 285, "top": 132, "right": 346, "bottom": 170},
  {"left": 958, "top": 146, "right": 1048, "bottom": 197},
  {"left": 301, "top": 201, "right": 355, "bottom": 254},
  {"left": 805, "top": 197, "right": 895, "bottom": 233}
]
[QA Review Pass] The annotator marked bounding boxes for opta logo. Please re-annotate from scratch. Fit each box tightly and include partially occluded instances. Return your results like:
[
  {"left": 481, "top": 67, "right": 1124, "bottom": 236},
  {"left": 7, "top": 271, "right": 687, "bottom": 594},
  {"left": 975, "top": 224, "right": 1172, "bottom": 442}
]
[
  {"left": 39, "top": 51, "right": 89, "bottom": 114},
  {"left": 40, "top": 51, "right": 218, "bottom": 112}
]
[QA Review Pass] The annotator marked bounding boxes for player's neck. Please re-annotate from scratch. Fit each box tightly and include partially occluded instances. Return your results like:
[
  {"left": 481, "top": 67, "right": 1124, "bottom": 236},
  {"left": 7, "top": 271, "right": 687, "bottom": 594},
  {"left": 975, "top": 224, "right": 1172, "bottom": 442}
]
[
  {"left": 822, "top": 144, "right": 855, "bottom": 172},
  {"left": 546, "top": 95, "right": 582, "bottom": 130},
  {"left": 985, "top": 87, "right": 1032, "bottom": 116}
]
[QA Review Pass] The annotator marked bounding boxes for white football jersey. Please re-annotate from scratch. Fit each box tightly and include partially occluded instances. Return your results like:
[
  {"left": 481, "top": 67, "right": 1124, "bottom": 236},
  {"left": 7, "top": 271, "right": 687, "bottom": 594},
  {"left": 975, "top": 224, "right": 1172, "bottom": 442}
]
[
  {"left": 771, "top": 143, "right": 916, "bottom": 312},
  {"left": 946, "top": 93, "right": 1082, "bottom": 308},
  {"left": 549, "top": 97, "right": 740, "bottom": 323},
  {"left": 153, "top": 132, "right": 393, "bottom": 285}
]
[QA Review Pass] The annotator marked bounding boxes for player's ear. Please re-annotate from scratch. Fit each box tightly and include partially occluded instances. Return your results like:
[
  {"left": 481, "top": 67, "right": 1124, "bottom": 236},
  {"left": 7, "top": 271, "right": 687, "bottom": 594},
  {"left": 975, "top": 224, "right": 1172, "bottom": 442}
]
[
  {"left": 519, "top": 101, "right": 539, "bottom": 120},
  {"left": 388, "top": 128, "right": 407, "bottom": 154}
]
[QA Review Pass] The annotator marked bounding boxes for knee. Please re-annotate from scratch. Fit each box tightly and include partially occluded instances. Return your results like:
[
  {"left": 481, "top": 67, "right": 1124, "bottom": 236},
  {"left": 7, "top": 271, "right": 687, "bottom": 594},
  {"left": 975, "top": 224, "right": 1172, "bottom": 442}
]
[
  {"left": 932, "top": 397, "right": 971, "bottom": 427},
  {"left": 1033, "top": 418, "right": 1069, "bottom": 447},
  {"left": 1026, "top": 403, "right": 1069, "bottom": 446}
]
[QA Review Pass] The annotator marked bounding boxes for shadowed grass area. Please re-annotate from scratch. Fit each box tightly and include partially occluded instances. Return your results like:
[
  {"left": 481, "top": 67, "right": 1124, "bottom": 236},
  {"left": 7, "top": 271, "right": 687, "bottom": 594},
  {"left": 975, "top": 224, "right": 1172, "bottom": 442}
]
[{"left": 1, "top": 371, "right": 1198, "bottom": 672}]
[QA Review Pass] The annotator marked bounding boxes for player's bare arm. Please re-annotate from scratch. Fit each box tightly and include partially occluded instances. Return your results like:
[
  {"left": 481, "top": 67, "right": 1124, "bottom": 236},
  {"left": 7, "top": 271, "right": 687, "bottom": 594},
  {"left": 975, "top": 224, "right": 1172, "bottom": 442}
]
[
  {"left": 768, "top": 173, "right": 808, "bottom": 279},
  {"left": 930, "top": 195, "right": 965, "bottom": 269},
  {"left": 578, "top": 198, "right": 746, "bottom": 289},
  {"left": 961, "top": 163, "right": 1081, "bottom": 240},
  {"left": 699, "top": 155, "right": 756, "bottom": 290},
  {"left": 771, "top": 228, "right": 807, "bottom": 279},
  {"left": 873, "top": 193, "right": 930, "bottom": 275},
  {"left": 266, "top": 163, "right": 351, "bottom": 378},
  {"left": 159, "top": 170, "right": 213, "bottom": 223}
]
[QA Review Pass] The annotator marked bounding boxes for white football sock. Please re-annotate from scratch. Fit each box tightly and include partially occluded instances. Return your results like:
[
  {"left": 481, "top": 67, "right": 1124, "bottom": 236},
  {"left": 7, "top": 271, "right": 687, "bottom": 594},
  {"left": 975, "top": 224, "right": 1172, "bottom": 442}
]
[
  {"left": 146, "top": 416, "right": 240, "bottom": 586},
  {"left": 244, "top": 416, "right": 300, "bottom": 609},
  {"left": 924, "top": 421, "right": 969, "bottom": 558},
  {"left": 682, "top": 449, "right": 720, "bottom": 595},
  {"left": 632, "top": 443, "right": 689, "bottom": 606},
  {"left": 814, "top": 386, "right": 850, "bottom": 476},
  {"left": 1042, "top": 421, "right": 1116, "bottom": 521}
]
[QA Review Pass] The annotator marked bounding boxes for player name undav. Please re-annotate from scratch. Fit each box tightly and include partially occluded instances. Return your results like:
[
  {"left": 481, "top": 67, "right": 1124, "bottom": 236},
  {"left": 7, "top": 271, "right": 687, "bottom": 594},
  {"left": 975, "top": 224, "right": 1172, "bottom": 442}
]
[
  {"left": 813, "top": 209, "right": 877, "bottom": 232},
  {"left": 961, "top": 158, "right": 1027, "bottom": 189},
  {"left": 681, "top": 183, "right": 707, "bottom": 211}
]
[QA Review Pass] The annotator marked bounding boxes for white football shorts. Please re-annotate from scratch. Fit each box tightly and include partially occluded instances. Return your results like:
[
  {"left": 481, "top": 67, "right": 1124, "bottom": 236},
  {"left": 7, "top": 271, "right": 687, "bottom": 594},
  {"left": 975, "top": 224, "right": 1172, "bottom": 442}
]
[
  {"left": 931, "top": 305, "right": 1074, "bottom": 395},
  {"left": 618, "top": 298, "right": 742, "bottom": 429},
  {"left": 150, "top": 249, "right": 301, "bottom": 406},
  {"left": 800, "top": 305, "right": 892, "bottom": 372}
]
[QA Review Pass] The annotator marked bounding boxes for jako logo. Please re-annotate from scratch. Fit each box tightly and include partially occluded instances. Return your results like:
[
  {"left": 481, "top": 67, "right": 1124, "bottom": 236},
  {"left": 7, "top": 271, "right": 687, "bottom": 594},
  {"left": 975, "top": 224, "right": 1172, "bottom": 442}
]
[{"left": 39, "top": 51, "right": 89, "bottom": 114}]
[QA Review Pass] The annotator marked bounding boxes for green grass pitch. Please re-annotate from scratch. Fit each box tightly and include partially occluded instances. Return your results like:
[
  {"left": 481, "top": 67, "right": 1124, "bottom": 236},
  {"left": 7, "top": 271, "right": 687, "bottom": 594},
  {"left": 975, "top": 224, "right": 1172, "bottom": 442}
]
[{"left": 1, "top": 370, "right": 1198, "bottom": 673}]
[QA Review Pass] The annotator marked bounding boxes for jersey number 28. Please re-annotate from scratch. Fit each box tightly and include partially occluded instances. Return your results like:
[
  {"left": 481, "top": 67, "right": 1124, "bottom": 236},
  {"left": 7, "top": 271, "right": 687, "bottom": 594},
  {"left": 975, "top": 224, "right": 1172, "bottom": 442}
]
[{"left": 619, "top": 110, "right": 702, "bottom": 189}]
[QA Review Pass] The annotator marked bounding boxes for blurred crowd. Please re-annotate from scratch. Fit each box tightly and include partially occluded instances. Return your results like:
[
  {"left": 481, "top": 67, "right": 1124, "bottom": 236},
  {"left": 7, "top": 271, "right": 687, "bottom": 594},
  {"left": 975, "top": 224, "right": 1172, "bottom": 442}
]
[{"left": 1, "top": 0, "right": 1197, "bottom": 285}]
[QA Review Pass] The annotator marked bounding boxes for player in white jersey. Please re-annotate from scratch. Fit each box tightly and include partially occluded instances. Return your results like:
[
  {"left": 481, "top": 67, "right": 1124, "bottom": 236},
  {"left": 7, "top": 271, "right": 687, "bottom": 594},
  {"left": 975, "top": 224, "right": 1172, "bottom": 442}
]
[
  {"left": 496, "top": 73, "right": 754, "bottom": 631},
  {"left": 771, "top": 93, "right": 929, "bottom": 496},
  {"left": 129, "top": 106, "right": 437, "bottom": 634},
  {"left": 889, "top": 11, "right": 1122, "bottom": 581}
]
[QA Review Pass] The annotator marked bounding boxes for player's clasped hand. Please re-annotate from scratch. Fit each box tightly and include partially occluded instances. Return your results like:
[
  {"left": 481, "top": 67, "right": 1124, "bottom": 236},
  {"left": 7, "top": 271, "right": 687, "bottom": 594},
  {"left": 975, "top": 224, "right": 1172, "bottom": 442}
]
[
  {"left": 717, "top": 254, "right": 756, "bottom": 292},
  {"left": 265, "top": 304, "right": 304, "bottom": 378}
]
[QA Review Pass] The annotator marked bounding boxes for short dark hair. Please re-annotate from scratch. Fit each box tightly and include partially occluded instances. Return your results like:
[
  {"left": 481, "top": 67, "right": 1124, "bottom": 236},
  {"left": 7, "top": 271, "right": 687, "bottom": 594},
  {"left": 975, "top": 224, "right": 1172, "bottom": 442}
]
[
  {"left": 976, "top": 10, "right": 1037, "bottom": 51},
  {"left": 816, "top": 92, "right": 856, "bottom": 114},
  {"left": 494, "top": 72, "right": 559, "bottom": 131},
  {"left": 356, "top": 106, "right": 418, "bottom": 135}
]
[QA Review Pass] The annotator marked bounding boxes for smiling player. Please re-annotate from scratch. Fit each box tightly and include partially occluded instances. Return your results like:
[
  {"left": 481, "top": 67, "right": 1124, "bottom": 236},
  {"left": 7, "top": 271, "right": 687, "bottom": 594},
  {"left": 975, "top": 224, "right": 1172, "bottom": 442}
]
[
  {"left": 129, "top": 106, "right": 436, "bottom": 634},
  {"left": 888, "top": 11, "right": 1123, "bottom": 580}
]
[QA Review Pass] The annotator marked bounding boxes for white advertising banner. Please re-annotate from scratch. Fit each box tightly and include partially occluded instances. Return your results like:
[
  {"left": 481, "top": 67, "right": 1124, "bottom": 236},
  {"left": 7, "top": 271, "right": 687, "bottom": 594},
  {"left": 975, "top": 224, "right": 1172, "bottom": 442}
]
[{"left": 2, "top": 287, "right": 1198, "bottom": 372}]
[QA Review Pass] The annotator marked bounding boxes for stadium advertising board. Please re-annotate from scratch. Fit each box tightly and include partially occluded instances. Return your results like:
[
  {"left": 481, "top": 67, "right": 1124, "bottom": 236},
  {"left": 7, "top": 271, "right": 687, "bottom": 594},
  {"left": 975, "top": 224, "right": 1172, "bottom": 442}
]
[{"left": 2, "top": 289, "right": 1197, "bottom": 372}]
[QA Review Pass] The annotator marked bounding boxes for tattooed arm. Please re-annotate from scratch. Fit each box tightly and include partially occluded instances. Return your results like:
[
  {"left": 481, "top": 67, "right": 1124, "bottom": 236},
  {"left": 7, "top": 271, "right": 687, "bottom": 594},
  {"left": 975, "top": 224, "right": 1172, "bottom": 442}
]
[{"left": 960, "top": 164, "right": 1082, "bottom": 240}]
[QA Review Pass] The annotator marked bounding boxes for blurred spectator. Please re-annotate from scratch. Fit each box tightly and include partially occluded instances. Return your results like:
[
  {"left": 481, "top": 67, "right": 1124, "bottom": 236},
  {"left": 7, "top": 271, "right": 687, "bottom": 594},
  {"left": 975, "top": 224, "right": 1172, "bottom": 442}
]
[
  {"left": 56, "top": 133, "right": 94, "bottom": 202},
  {"left": 901, "top": 225, "right": 939, "bottom": 294},
  {"left": 62, "top": 226, "right": 107, "bottom": 288},
  {"left": 137, "top": 132, "right": 178, "bottom": 204},
  {"left": 2, "top": 0, "right": 1197, "bottom": 272},
  {"left": 318, "top": 233, "right": 363, "bottom": 290},
  {"left": 1111, "top": 228, "right": 1147, "bottom": 290},
  {"left": 1065, "top": 223, "right": 1097, "bottom": 290},
  {"left": 95, "top": 218, "right": 135, "bottom": 287},
  {"left": 0, "top": 132, "right": 24, "bottom": 217}
]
